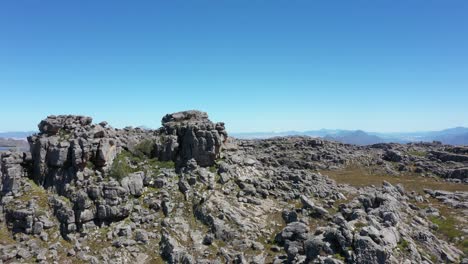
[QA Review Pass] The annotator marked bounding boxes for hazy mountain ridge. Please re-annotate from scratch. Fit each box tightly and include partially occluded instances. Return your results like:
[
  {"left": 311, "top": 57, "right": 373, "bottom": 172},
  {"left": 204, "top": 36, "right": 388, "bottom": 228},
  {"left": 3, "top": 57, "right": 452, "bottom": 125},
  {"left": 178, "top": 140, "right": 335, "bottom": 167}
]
[
  {"left": 0, "top": 131, "right": 36, "bottom": 140},
  {"left": 0, "top": 136, "right": 29, "bottom": 151},
  {"left": 232, "top": 127, "right": 468, "bottom": 146},
  {"left": 2, "top": 127, "right": 467, "bottom": 146},
  {"left": 324, "top": 130, "right": 385, "bottom": 145}
]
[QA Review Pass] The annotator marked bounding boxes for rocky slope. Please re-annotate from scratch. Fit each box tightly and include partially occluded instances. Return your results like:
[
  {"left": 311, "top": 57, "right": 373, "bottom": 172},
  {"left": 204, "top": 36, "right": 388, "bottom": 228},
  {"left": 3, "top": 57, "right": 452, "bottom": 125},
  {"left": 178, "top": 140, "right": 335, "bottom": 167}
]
[{"left": 0, "top": 111, "right": 467, "bottom": 264}]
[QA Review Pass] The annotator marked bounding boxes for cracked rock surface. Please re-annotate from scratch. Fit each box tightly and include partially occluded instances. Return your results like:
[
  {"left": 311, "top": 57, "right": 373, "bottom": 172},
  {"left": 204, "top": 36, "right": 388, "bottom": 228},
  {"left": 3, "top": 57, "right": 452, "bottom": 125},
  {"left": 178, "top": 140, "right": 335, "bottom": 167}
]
[{"left": 1, "top": 110, "right": 467, "bottom": 263}]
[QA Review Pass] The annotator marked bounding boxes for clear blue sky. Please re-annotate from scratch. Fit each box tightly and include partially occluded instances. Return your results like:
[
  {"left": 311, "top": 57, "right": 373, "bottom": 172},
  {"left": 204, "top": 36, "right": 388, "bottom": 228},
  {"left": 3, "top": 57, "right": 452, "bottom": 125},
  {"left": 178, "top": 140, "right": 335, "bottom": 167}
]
[{"left": 1, "top": 0, "right": 467, "bottom": 133}]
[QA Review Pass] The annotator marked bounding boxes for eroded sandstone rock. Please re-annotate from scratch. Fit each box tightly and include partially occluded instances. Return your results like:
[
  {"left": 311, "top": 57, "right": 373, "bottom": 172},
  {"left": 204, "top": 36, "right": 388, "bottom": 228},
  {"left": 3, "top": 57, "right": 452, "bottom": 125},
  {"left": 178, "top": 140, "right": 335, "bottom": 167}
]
[
  {"left": 1, "top": 111, "right": 466, "bottom": 263},
  {"left": 161, "top": 110, "right": 228, "bottom": 166}
]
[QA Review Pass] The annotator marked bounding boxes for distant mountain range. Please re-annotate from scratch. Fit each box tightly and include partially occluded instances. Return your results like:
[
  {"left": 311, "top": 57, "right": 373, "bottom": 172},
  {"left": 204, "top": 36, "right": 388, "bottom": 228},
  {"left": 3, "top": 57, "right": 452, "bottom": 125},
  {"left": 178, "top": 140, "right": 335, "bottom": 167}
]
[
  {"left": 2, "top": 128, "right": 468, "bottom": 146},
  {"left": 0, "top": 131, "right": 34, "bottom": 151},
  {"left": 324, "top": 130, "right": 384, "bottom": 146},
  {"left": 232, "top": 127, "right": 468, "bottom": 146},
  {"left": 0, "top": 137, "right": 29, "bottom": 151},
  {"left": 0, "top": 131, "right": 36, "bottom": 140}
]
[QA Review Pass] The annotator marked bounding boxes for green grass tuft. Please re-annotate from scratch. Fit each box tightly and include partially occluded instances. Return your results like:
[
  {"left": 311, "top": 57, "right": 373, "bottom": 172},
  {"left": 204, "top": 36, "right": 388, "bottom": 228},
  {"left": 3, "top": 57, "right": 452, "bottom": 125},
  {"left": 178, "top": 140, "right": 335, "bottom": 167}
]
[
  {"left": 397, "top": 239, "right": 409, "bottom": 251},
  {"left": 354, "top": 221, "right": 367, "bottom": 231},
  {"left": 133, "top": 139, "right": 155, "bottom": 159},
  {"left": 429, "top": 216, "right": 463, "bottom": 243},
  {"left": 209, "top": 165, "right": 218, "bottom": 174},
  {"left": 332, "top": 253, "right": 345, "bottom": 261},
  {"left": 408, "top": 150, "right": 427, "bottom": 157}
]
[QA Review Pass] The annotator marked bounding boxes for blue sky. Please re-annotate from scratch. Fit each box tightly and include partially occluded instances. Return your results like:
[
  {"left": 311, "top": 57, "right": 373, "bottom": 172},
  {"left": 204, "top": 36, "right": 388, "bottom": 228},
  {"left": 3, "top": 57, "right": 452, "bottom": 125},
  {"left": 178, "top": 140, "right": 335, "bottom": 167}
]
[{"left": 0, "top": 0, "right": 467, "bottom": 133}]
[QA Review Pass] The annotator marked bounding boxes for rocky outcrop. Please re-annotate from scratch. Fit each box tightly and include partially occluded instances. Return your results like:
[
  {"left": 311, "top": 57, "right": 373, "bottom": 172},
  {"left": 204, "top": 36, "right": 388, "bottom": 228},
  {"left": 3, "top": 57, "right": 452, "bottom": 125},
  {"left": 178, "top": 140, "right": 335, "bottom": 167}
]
[
  {"left": 430, "top": 150, "right": 468, "bottom": 163},
  {"left": 1, "top": 151, "right": 28, "bottom": 195},
  {"left": 17, "top": 111, "right": 227, "bottom": 239},
  {"left": 447, "top": 167, "right": 468, "bottom": 180},
  {"left": 38, "top": 115, "right": 93, "bottom": 136},
  {"left": 160, "top": 110, "right": 227, "bottom": 166},
  {"left": 382, "top": 149, "right": 403, "bottom": 162},
  {"left": 0, "top": 111, "right": 466, "bottom": 263}
]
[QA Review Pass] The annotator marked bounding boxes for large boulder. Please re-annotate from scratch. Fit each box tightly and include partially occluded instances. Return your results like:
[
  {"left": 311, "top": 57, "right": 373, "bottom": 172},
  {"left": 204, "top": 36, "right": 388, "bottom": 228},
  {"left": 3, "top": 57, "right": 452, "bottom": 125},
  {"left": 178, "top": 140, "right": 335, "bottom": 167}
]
[
  {"left": 121, "top": 172, "right": 144, "bottom": 196},
  {"left": 160, "top": 110, "right": 228, "bottom": 167},
  {"left": 38, "top": 115, "right": 92, "bottom": 136},
  {"left": 95, "top": 138, "right": 118, "bottom": 169},
  {"left": 430, "top": 151, "right": 468, "bottom": 162},
  {"left": 160, "top": 232, "right": 194, "bottom": 264},
  {"left": 447, "top": 167, "right": 468, "bottom": 180},
  {"left": 1, "top": 151, "right": 25, "bottom": 194},
  {"left": 162, "top": 110, "right": 209, "bottom": 125},
  {"left": 47, "top": 141, "right": 70, "bottom": 167},
  {"left": 382, "top": 150, "right": 403, "bottom": 162},
  {"left": 275, "top": 221, "right": 310, "bottom": 259},
  {"left": 354, "top": 235, "right": 388, "bottom": 264}
]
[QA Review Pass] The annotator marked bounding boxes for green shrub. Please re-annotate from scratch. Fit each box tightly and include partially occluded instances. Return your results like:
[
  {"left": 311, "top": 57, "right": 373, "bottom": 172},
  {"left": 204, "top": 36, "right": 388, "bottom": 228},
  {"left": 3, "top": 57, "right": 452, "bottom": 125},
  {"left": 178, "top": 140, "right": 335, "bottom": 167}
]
[
  {"left": 58, "top": 129, "right": 71, "bottom": 141},
  {"left": 109, "top": 153, "right": 132, "bottom": 181},
  {"left": 397, "top": 239, "right": 409, "bottom": 251},
  {"left": 133, "top": 139, "right": 155, "bottom": 159},
  {"left": 209, "top": 165, "right": 218, "bottom": 173},
  {"left": 109, "top": 149, "right": 175, "bottom": 181},
  {"left": 86, "top": 161, "right": 94, "bottom": 169},
  {"left": 332, "top": 253, "right": 345, "bottom": 261},
  {"left": 154, "top": 160, "right": 175, "bottom": 169}
]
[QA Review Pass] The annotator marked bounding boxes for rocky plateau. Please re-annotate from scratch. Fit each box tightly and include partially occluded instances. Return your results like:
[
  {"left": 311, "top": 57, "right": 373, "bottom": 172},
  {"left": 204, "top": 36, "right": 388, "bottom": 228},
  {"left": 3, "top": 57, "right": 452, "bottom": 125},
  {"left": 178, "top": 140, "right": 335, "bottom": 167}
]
[{"left": 1, "top": 110, "right": 467, "bottom": 264}]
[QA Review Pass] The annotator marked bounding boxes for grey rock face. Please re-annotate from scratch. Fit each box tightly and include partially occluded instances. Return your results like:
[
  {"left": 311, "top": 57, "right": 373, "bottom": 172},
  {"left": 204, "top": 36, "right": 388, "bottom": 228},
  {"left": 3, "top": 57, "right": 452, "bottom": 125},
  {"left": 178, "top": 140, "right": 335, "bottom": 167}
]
[
  {"left": 161, "top": 110, "right": 228, "bottom": 167},
  {"left": 300, "top": 195, "right": 329, "bottom": 218},
  {"left": 4, "top": 207, "right": 35, "bottom": 234},
  {"left": 430, "top": 150, "right": 468, "bottom": 162},
  {"left": 354, "top": 235, "right": 388, "bottom": 264},
  {"left": 448, "top": 167, "right": 468, "bottom": 180},
  {"left": 275, "top": 222, "right": 310, "bottom": 259},
  {"left": 382, "top": 149, "right": 403, "bottom": 162},
  {"left": 1, "top": 151, "right": 25, "bottom": 194},
  {"left": 95, "top": 138, "right": 118, "bottom": 169},
  {"left": 160, "top": 232, "right": 194, "bottom": 264},
  {"left": 38, "top": 115, "right": 92, "bottom": 135},
  {"left": 121, "top": 172, "right": 144, "bottom": 197},
  {"left": 162, "top": 110, "right": 209, "bottom": 124},
  {"left": 1, "top": 111, "right": 466, "bottom": 264}
]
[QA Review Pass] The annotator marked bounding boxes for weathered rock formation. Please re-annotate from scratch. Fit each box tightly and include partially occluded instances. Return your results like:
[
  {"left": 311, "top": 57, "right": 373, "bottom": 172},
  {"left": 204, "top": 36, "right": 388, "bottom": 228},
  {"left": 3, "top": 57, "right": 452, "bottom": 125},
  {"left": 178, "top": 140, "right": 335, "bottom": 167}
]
[
  {"left": 0, "top": 111, "right": 466, "bottom": 264},
  {"left": 159, "top": 110, "right": 227, "bottom": 166}
]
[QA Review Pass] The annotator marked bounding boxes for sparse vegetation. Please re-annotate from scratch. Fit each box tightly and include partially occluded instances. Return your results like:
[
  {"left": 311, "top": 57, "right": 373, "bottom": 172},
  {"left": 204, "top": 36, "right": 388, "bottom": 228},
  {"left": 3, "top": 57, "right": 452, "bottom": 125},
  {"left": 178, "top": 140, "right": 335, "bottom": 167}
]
[
  {"left": 354, "top": 221, "right": 367, "bottom": 231},
  {"left": 333, "top": 253, "right": 346, "bottom": 261},
  {"left": 152, "top": 159, "right": 175, "bottom": 169},
  {"left": 0, "top": 222, "right": 15, "bottom": 245},
  {"left": 397, "top": 239, "right": 409, "bottom": 251},
  {"left": 209, "top": 165, "right": 218, "bottom": 174},
  {"left": 408, "top": 150, "right": 427, "bottom": 157},
  {"left": 429, "top": 216, "right": 462, "bottom": 242},
  {"left": 109, "top": 150, "right": 175, "bottom": 181},
  {"left": 16, "top": 179, "right": 50, "bottom": 209},
  {"left": 86, "top": 161, "right": 94, "bottom": 169},
  {"left": 109, "top": 152, "right": 134, "bottom": 181},
  {"left": 58, "top": 128, "right": 71, "bottom": 141},
  {"left": 324, "top": 166, "right": 468, "bottom": 194},
  {"left": 133, "top": 139, "right": 155, "bottom": 159},
  {"left": 428, "top": 212, "right": 468, "bottom": 255}
]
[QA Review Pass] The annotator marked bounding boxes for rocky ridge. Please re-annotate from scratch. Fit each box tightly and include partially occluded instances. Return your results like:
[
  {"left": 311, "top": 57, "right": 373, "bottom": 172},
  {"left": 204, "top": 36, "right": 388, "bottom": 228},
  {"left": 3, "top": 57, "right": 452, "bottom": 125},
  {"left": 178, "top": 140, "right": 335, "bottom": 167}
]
[{"left": 0, "top": 110, "right": 467, "bottom": 264}]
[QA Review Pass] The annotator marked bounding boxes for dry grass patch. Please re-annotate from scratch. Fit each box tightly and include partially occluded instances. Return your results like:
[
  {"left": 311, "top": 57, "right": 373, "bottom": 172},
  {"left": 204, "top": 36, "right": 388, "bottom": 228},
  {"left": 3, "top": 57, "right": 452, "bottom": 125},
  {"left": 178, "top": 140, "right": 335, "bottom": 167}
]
[{"left": 322, "top": 166, "right": 468, "bottom": 194}]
